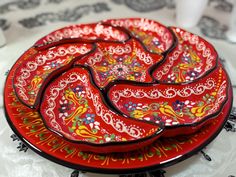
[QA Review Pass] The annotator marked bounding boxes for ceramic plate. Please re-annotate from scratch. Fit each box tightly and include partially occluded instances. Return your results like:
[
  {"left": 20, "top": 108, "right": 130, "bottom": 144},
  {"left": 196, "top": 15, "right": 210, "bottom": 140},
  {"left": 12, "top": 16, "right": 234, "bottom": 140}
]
[
  {"left": 34, "top": 23, "right": 130, "bottom": 47},
  {"left": 4, "top": 56, "right": 232, "bottom": 173},
  {"left": 102, "top": 18, "right": 174, "bottom": 54},
  {"left": 4, "top": 18, "right": 233, "bottom": 171},
  {"left": 40, "top": 66, "right": 163, "bottom": 153},
  {"left": 107, "top": 64, "right": 228, "bottom": 137},
  {"left": 74, "top": 38, "right": 163, "bottom": 88},
  {"left": 152, "top": 27, "right": 218, "bottom": 83}
]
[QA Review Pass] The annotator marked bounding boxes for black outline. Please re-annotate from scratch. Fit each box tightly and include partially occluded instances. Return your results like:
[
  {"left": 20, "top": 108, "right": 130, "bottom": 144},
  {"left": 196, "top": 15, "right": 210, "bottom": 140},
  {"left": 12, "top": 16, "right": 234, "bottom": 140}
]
[
  {"left": 34, "top": 23, "right": 131, "bottom": 49},
  {"left": 12, "top": 43, "right": 96, "bottom": 109},
  {"left": 3, "top": 18, "right": 233, "bottom": 174},
  {"left": 105, "top": 64, "right": 229, "bottom": 130},
  {"left": 150, "top": 26, "right": 219, "bottom": 85},
  {"left": 73, "top": 37, "right": 166, "bottom": 89},
  {"left": 4, "top": 76, "right": 233, "bottom": 174},
  {"left": 38, "top": 66, "right": 165, "bottom": 150}
]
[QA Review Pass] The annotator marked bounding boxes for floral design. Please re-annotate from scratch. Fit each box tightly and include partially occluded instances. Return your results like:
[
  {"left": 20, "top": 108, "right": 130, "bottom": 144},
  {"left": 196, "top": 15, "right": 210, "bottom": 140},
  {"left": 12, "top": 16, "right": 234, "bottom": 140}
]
[
  {"left": 18, "top": 3, "right": 111, "bottom": 28},
  {"left": 57, "top": 86, "right": 114, "bottom": 143},
  {"left": 25, "top": 56, "right": 74, "bottom": 104},
  {"left": 14, "top": 44, "right": 93, "bottom": 107},
  {"left": 124, "top": 101, "right": 140, "bottom": 111},
  {"left": 40, "top": 69, "right": 162, "bottom": 147},
  {"left": 43, "top": 58, "right": 68, "bottom": 70},
  {"left": 102, "top": 18, "right": 173, "bottom": 54},
  {"left": 80, "top": 40, "right": 159, "bottom": 88},
  {"left": 58, "top": 96, "right": 70, "bottom": 119},
  {"left": 123, "top": 92, "right": 218, "bottom": 125},
  {"left": 172, "top": 100, "right": 185, "bottom": 111},
  {"left": 83, "top": 114, "right": 95, "bottom": 124},
  {"left": 153, "top": 27, "right": 217, "bottom": 84},
  {"left": 94, "top": 52, "right": 146, "bottom": 87},
  {"left": 131, "top": 27, "right": 164, "bottom": 53},
  {"left": 166, "top": 45, "right": 203, "bottom": 83},
  {"left": 5, "top": 18, "right": 231, "bottom": 172},
  {"left": 7, "top": 96, "right": 222, "bottom": 168}
]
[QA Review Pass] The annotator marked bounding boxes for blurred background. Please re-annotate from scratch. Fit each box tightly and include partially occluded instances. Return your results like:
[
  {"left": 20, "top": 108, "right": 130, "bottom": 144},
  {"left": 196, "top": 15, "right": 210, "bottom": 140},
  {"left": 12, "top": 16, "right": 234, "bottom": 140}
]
[{"left": 0, "top": 0, "right": 235, "bottom": 177}]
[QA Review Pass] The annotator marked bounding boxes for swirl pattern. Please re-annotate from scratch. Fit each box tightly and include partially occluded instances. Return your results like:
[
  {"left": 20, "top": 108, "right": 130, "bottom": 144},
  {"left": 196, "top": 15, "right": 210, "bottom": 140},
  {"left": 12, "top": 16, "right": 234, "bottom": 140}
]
[
  {"left": 11, "top": 18, "right": 228, "bottom": 153},
  {"left": 14, "top": 44, "right": 93, "bottom": 106}
]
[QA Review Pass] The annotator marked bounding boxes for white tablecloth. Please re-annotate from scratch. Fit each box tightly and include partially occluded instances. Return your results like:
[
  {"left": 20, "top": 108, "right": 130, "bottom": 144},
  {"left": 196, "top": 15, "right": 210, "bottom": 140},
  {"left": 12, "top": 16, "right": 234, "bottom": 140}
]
[{"left": 0, "top": 0, "right": 236, "bottom": 177}]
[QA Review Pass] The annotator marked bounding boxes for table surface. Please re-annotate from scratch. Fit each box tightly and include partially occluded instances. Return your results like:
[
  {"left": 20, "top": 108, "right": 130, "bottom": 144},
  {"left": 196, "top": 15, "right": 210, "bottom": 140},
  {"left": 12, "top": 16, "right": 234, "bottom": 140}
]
[{"left": 0, "top": 0, "right": 236, "bottom": 177}]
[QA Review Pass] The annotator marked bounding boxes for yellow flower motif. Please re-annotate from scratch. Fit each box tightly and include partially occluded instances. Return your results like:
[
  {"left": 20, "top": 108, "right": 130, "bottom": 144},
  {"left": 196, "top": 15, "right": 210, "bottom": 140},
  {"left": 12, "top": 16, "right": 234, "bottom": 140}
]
[
  {"left": 159, "top": 104, "right": 184, "bottom": 121},
  {"left": 76, "top": 125, "right": 102, "bottom": 139},
  {"left": 126, "top": 75, "right": 135, "bottom": 80},
  {"left": 131, "top": 110, "right": 145, "bottom": 119}
]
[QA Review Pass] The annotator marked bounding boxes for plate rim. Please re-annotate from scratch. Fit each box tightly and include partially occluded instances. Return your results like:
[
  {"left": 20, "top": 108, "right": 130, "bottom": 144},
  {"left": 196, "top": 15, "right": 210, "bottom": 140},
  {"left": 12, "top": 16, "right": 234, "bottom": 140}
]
[{"left": 4, "top": 77, "right": 233, "bottom": 174}]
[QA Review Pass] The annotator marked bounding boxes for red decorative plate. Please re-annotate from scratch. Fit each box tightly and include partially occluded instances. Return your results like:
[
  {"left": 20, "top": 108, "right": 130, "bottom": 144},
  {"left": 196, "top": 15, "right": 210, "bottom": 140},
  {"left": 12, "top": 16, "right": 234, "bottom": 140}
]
[
  {"left": 74, "top": 38, "right": 163, "bottom": 88},
  {"left": 102, "top": 18, "right": 174, "bottom": 54},
  {"left": 4, "top": 60, "right": 232, "bottom": 173},
  {"left": 40, "top": 66, "right": 163, "bottom": 153},
  {"left": 4, "top": 18, "right": 233, "bottom": 173},
  {"left": 13, "top": 43, "right": 94, "bottom": 108},
  {"left": 152, "top": 27, "right": 218, "bottom": 83},
  {"left": 107, "top": 64, "right": 228, "bottom": 137},
  {"left": 34, "top": 23, "right": 129, "bottom": 46}
]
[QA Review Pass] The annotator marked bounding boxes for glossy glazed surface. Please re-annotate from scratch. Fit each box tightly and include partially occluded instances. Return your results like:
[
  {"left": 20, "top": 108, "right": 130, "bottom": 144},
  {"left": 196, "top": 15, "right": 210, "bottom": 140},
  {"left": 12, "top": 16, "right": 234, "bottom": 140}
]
[
  {"left": 152, "top": 27, "right": 218, "bottom": 83},
  {"left": 13, "top": 43, "right": 94, "bottom": 108},
  {"left": 4, "top": 53, "right": 232, "bottom": 172},
  {"left": 107, "top": 65, "right": 228, "bottom": 127},
  {"left": 5, "top": 18, "right": 232, "bottom": 166},
  {"left": 75, "top": 38, "right": 163, "bottom": 88},
  {"left": 40, "top": 67, "right": 163, "bottom": 153},
  {"left": 102, "top": 18, "right": 173, "bottom": 54},
  {"left": 35, "top": 23, "right": 129, "bottom": 46}
]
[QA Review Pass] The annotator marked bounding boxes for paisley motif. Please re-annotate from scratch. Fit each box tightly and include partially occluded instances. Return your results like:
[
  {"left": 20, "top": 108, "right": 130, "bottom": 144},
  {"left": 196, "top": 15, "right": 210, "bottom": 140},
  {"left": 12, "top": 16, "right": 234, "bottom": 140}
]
[
  {"left": 152, "top": 27, "right": 218, "bottom": 83},
  {"left": 102, "top": 18, "right": 174, "bottom": 54},
  {"left": 40, "top": 67, "right": 164, "bottom": 153},
  {"left": 75, "top": 38, "right": 163, "bottom": 88},
  {"left": 107, "top": 65, "right": 227, "bottom": 128},
  {"left": 13, "top": 43, "right": 94, "bottom": 108},
  {"left": 35, "top": 23, "right": 130, "bottom": 46},
  {"left": 9, "top": 18, "right": 230, "bottom": 155}
]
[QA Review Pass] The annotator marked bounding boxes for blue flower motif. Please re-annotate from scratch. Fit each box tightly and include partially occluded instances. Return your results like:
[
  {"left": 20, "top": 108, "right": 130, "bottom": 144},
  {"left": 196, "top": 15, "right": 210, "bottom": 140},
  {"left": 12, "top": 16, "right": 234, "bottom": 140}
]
[
  {"left": 152, "top": 39, "right": 160, "bottom": 46},
  {"left": 72, "top": 85, "right": 84, "bottom": 93},
  {"left": 172, "top": 100, "right": 185, "bottom": 111},
  {"left": 50, "top": 61, "right": 59, "bottom": 68},
  {"left": 133, "top": 62, "right": 141, "bottom": 67},
  {"left": 124, "top": 101, "right": 137, "bottom": 111},
  {"left": 100, "top": 72, "right": 108, "bottom": 79},
  {"left": 83, "top": 114, "right": 95, "bottom": 124},
  {"left": 187, "top": 70, "right": 199, "bottom": 79},
  {"left": 182, "top": 56, "right": 191, "bottom": 63}
]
